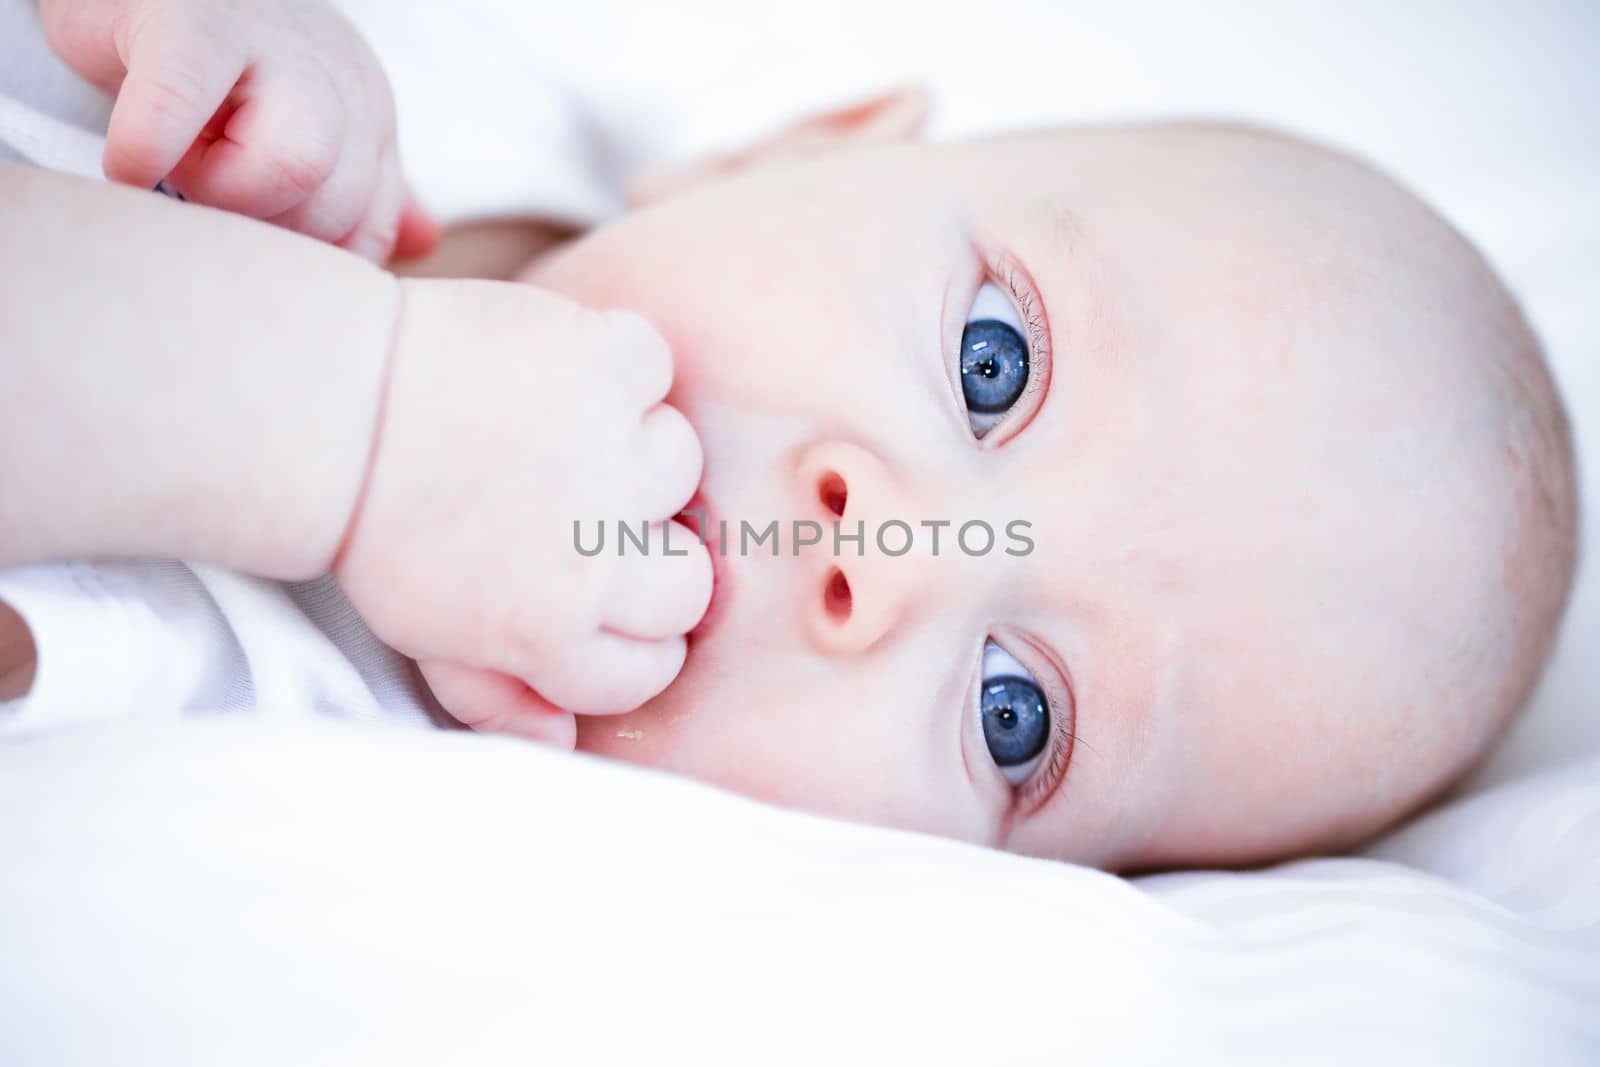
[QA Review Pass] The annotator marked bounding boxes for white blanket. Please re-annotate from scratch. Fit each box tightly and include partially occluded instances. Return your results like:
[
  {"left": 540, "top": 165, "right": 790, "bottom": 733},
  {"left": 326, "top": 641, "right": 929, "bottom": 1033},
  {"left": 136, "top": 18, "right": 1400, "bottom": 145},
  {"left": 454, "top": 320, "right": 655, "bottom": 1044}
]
[{"left": 1, "top": 722, "right": 1595, "bottom": 1065}]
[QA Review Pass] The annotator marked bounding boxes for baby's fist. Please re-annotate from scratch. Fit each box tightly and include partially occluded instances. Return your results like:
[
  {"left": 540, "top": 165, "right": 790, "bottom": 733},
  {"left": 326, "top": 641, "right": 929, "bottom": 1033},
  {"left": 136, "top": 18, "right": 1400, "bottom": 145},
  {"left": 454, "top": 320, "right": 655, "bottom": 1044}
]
[
  {"left": 41, "top": 0, "right": 437, "bottom": 262},
  {"left": 335, "top": 281, "right": 711, "bottom": 745}
]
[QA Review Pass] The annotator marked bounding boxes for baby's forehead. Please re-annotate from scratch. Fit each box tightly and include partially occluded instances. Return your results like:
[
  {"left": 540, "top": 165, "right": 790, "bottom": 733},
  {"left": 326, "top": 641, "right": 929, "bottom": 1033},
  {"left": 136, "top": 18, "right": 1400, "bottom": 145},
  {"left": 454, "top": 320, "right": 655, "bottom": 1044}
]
[
  {"left": 964, "top": 122, "right": 1537, "bottom": 833},
  {"left": 960, "top": 122, "right": 1447, "bottom": 259}
]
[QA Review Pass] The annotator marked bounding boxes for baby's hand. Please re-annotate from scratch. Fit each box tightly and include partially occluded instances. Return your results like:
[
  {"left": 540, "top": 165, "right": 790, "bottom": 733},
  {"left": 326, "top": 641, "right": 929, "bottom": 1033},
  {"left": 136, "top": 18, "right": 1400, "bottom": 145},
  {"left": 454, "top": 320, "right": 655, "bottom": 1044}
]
[
  {"left": 336, "top": 281, "right": 711, "bottom": 746},
  {"left": 40, "top": 0, "right": 438, "bottom": 262}
]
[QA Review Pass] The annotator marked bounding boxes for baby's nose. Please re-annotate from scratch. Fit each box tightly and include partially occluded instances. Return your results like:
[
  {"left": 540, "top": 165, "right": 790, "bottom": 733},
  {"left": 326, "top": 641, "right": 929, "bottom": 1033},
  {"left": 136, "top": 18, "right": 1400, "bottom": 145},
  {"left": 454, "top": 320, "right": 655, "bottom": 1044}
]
[{"left": 794, "top": 440, "right": 943, "bottom": 656}]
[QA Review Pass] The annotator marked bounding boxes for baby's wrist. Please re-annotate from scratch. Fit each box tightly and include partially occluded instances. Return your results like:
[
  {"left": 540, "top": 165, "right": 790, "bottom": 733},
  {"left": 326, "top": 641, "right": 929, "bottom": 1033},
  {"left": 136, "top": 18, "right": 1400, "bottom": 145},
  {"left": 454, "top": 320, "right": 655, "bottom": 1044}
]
[
  {"left": 321, "top": 273, "right": 408, "bottom": 579},
  {"left": 187, "top": 259, "right": 405, "bottom": 583}
]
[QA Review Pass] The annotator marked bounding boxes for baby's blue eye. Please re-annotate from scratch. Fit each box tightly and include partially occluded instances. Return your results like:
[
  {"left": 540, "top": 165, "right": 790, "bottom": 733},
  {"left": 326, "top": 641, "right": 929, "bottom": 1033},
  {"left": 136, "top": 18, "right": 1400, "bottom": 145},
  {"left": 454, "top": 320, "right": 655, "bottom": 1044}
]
[
  {"left": 960, "top": 282, "right": 1031, "bottom": 437},
  {"left": 979, "top": 640, "right": 1050, "bottom": 785},
  {"left": 961, "top": 321, "right": 1028, "bottom": 412}
]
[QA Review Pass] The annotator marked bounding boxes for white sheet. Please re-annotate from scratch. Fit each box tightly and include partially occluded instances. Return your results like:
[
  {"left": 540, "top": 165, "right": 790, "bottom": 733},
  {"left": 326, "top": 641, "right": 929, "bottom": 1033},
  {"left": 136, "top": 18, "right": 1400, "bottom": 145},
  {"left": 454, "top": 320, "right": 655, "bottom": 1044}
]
[{"left": 1, "top": 722, "right": 1595, "bottom": 1065}]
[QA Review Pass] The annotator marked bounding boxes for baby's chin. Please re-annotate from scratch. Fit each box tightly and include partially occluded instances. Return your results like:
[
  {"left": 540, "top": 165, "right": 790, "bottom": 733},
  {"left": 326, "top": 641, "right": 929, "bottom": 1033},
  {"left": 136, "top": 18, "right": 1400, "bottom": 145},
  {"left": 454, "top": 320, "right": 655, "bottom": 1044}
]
[
  {"left": 573, "top": 712, "right": 645, "bottom": 763},
  {"left": 572, "top": 683, "right": 684, "bottom": 766}
]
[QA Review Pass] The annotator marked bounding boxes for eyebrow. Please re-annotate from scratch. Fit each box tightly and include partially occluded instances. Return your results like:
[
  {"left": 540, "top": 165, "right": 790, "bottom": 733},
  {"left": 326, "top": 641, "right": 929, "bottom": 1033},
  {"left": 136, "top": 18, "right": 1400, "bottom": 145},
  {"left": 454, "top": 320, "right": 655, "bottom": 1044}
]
[
  {"left": 978, "top": 207, "right": 1125, "bottom": 842},
  {"left": 1000, "top": 234, "right": 1082, "bottom": 830},
  {"left": 1037, "top": 202, "right": 1123, "bottom": 379},
  {"left": 1010, "top": 212, "right": 1084, "bottom": 447},
  {"left": 1043, "top": 204, "right": 1089, "bottom": 263}
]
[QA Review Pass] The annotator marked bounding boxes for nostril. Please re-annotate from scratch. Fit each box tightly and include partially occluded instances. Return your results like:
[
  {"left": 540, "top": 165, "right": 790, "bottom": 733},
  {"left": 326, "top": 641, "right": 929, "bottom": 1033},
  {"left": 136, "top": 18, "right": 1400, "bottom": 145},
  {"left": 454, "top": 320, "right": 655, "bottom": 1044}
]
[
  {"left": 819, "top": 471, "right": 848, "bottom": 517},
  {"left": 823, "top": 567, "right": 853, "bottom": 621}
]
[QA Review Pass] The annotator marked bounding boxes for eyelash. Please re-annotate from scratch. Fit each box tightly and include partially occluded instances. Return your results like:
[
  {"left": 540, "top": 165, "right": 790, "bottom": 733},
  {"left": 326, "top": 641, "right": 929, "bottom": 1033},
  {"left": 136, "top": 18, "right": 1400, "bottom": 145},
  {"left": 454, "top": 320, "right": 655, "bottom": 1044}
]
[
  {"left": 1001, "top": 638, "right": 1077, "bottom": 811},
  {"left": 969, "top": 251, "right": 1052, "bottom": 444},
  {"left": 1019, "top": 671, "right": 1075, "bottom": 810},
  {"left": 994, "top": 255, "right": 1049, "bottom": 361}
]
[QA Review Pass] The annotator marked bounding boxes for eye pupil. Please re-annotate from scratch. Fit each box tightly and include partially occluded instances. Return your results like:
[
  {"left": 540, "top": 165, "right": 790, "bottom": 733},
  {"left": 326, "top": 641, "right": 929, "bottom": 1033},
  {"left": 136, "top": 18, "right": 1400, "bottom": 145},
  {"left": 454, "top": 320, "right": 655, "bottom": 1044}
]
[
  {"left": 960, "top": 319, "right": 1028, "bottom": 415},
  {"left": 980, "top": 675, "right": 1048, "bottom": 768}
]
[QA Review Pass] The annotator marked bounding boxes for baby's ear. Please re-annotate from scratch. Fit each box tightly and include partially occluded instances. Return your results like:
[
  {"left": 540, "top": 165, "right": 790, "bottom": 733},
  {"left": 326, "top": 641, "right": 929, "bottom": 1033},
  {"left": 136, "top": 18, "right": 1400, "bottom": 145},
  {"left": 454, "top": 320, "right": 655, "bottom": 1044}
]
[
  {"left": 772, "top": 85, "right": 932, "bottom": 149},
  {"left": 628, "top": 86, "right": 931, "bottom": 208}
]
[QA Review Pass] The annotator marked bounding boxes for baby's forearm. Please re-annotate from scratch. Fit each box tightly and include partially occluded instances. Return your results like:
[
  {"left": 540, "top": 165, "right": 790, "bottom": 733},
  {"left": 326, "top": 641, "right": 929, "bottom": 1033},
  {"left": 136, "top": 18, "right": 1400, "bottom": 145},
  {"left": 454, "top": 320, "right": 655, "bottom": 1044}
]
[{"left": 0, "top": 165, "right": 398, "bottom": 578}]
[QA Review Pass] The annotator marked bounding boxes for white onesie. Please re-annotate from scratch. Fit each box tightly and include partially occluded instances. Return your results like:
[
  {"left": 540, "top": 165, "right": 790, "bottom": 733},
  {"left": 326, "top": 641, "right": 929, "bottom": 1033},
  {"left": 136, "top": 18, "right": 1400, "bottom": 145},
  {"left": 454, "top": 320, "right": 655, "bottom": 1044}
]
[{"left": 0, "top": 0, "right": 627, "bottom": 731}]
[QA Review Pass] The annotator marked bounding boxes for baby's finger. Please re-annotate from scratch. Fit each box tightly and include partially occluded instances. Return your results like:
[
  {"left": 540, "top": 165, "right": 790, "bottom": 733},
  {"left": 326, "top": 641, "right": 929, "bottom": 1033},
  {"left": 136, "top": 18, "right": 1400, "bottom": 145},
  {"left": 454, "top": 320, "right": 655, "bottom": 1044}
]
[
  {"left": 391, "top": 194, "right": 442, "bottom": 261},
  {"left": 267, "top": 141, "right": 378, "bottom": 245},
  {"left": 340, "top": 143, "right": 407, "bottom": 264},
  {"left": 531, "top": 634, "right": 687, "bottom": 716},
  {"left": 634, "top": 403, "right": 704, "bottom": 519},
  {"left": 600, "top": 309, "right": 675, "bottom": 409},
  {"left": 104, "top": 15, "right": 245, "bottom": 189},
  {"left": 419, "top": 660, "right": 577, "bottom": 748},
  {"left": 165, "top": 63, "right": 343, "bottom": 219},
  {"left": 603, "top": 521, "right": 713, "bottom": 639}
]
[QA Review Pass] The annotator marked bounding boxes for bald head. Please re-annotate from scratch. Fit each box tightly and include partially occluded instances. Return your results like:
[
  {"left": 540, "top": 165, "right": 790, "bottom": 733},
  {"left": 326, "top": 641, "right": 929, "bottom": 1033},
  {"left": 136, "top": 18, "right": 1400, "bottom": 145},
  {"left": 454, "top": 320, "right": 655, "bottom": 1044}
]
[
  {"left": 1132, "top": 123, "right": 1581, "bottom": 864},
  {"left": 1296, "top": 125, "right": 1575, "bottom": 842}
]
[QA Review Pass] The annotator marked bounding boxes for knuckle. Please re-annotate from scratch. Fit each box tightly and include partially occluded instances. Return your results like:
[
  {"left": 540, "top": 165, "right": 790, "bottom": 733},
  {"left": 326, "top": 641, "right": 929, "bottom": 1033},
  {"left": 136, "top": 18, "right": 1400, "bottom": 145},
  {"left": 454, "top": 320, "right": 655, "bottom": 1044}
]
[
  {"left": 496, "top": 589, "right": 569, "bottom": 651},
  {"left": 134, "top": 60, "right": 213, "bottom": 124},
  {"left": 267, "top": 144, "right": 338, "bottom": 200},
  {"left": 302, "top": 196, "right": 367, "bottom": 243},
  {"left": 493, "top": 624, "right": 561, "bottom": 689}
]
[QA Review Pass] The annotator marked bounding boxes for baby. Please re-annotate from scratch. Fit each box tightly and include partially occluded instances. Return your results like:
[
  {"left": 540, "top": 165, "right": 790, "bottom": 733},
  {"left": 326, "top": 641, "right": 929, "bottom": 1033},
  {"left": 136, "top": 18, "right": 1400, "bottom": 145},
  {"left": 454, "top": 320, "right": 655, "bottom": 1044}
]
[
  {"left": 529, "top": 115, "right": 1581, "bottom": 869},
  {"left": 0, "top": 0, "right": 1578, "bottom": 872}
]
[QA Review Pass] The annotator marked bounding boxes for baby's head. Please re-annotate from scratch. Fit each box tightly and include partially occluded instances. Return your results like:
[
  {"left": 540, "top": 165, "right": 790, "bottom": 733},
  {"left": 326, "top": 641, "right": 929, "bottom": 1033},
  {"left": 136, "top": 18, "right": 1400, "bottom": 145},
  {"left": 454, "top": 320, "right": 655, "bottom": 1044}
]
[{"left": 526, "top": 92, "right": 1578, "bottom": 870}]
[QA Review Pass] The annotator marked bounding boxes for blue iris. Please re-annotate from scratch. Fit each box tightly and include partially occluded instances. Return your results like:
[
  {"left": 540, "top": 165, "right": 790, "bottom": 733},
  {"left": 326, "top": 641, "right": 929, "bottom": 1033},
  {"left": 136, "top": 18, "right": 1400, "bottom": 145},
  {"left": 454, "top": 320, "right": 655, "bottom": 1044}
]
[
  {"left": 960, "top": 319, "right": 1029, "bottom": 415},
  {"left": 980, "top": 675, "right": 1049, "bottom": 767}
]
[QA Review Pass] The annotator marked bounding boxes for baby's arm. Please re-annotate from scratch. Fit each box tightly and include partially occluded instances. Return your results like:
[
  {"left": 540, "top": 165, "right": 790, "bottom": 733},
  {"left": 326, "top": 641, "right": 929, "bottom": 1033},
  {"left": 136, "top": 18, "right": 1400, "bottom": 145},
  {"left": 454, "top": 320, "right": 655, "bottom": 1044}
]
[
  {"left": 0, "top": 163, "right": 394, "bottom": 579},
  {"left": 0, "top": 165, "right": 709, "bottom": 737}
]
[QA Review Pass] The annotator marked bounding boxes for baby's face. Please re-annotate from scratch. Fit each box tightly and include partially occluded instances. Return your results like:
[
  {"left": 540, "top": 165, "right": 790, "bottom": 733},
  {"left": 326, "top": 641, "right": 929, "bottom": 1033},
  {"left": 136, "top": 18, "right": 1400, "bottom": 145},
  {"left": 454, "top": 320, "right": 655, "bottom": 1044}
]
[{"left": 527, "top": 124, "right": 1515, "bottom": 870}]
